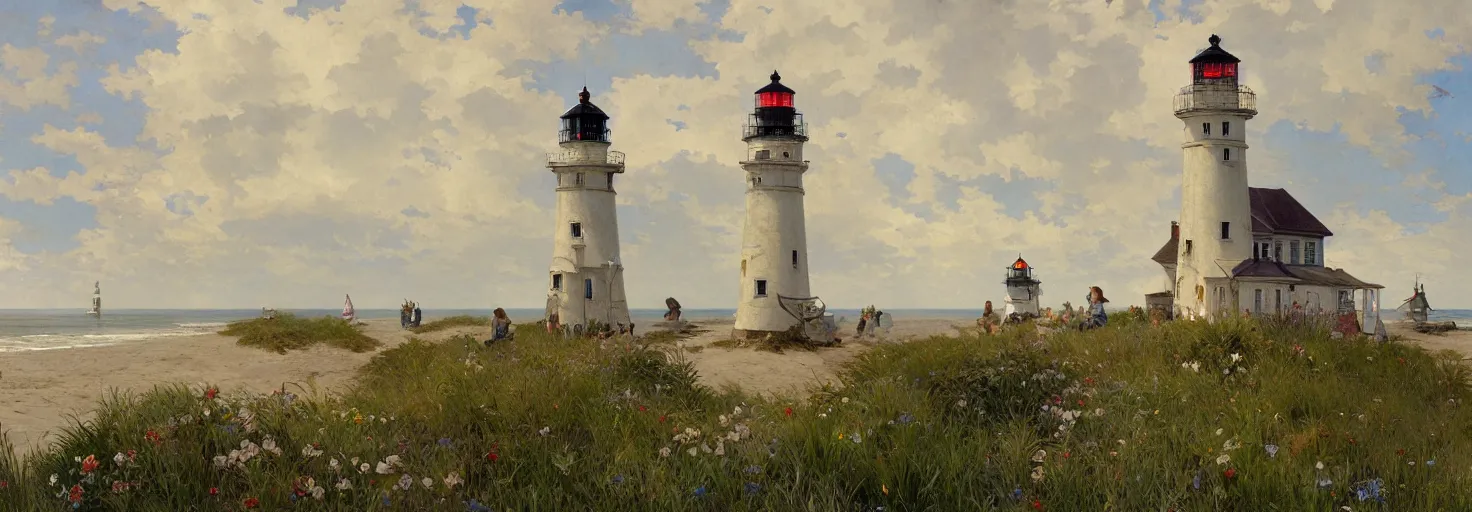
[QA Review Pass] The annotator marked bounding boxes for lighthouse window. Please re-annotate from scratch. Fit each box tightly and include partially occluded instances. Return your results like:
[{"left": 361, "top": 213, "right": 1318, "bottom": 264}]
[
  {"left": 791, "top": 250, "right": 799, "bottom": 269},
  {"left": 1222, "top": 122, "right": 1231, "bottom": 136},
  {"left": 570, "top": 222, "right": 582, "bottom": 238},
  {"left": 1202, "top": 123, "right": 1211, "bottom": 136},
  {"left": 756, "top": 150, "right": 770, "bottom": 160},
  {"left": 1184, "top": 239, "right": 1193, "bottom": 255},
  {"left": 1222, "top": 148, "right": 1231, "bottom": 161},
  {"left": 552, "top": 273, "right": 563, "bottom": 290},
  {"left": 575, "top": 173, "right": 585, "bottom": 185},
  {"left": 782, "top": 151, "right": 790, "bottom": 158},
  {"left": 1220, "top": 221, "right": 1231, "bottom": 240},
  {"left": 606, "top": 172, "right": 614, "bottom": 188},
  {"left": 584, "top": 278, "right": 594, "bottom": 299},
  {"left": 754, "top": 279, "right": 768, "bottom": 298}
]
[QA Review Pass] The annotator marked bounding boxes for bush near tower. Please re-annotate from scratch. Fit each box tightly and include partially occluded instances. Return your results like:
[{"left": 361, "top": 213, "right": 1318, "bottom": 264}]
[{"left": 4, "top": 317, "right": 1470, "bottom": 510}]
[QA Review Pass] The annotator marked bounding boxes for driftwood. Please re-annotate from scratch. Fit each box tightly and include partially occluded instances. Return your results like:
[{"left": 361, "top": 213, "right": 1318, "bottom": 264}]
[{"left": 1414, "top": 321, "right": 1459, "bottom": 335}]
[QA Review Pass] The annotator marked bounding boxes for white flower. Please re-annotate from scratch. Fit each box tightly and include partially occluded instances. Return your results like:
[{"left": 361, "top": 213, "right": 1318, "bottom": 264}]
[
  {"left": 311, "top": 486, "right": 325, "bottom": 499},
  {"left": 539, "top": 426, "right": 551, "bottom": 436},
  {"left": 1223, "top": 438, "right": 1241, "bottom": 451},
  {"left": 1030, "top": 466, "right": 1045, "bottom": 482},
  {"left": 841, "top": 397, "right": 850, "bottom": 404},
  {"left": 261, "top": 437, "right": 282, "bottom": 456},
  {"left": 421, "top": 477, "right": 434, "bottom": 489},
  {"left": 701, "top": 442, "right": 714, "bottom": 454},
  {"left": 329, "top": 458, "right": 340, "bottom": 471},
  {"left": 335, "top": 478, "right": 353, "bottom": 490},
  {"left": 714, "top": 441, "right": 726, "bottom": 456},
  {"left": 359, "top": 463, "right": 370, "bottom": 474},
  {"left": 302, "top": 445, "right": 323, "bottom": 458},
  {"left": 444, "top": 472, "right": 464, "bottom": 488},
  {"left": 719, "top": 415, "right": 730, "bottom": 427},
  {"left": 733, "top": 406, "right": 744, "bottom": 416},
  {"left": 385, "top": 455, "right": 401, "bottom": 467},
  {"left": 659, "top": 447, "right": 671, "bottom": 458},
  {"left": 1216, "top": 454, "right": 1231, "bottom": 465},
  {"left": 394, "top": 474, "right": 413, "bottom": 491},
  {"left": 1031, "top": 449, "right": 1046, "bottom": 463},
  {"left": 376, "top": 461, "right": 396, "bottom": 475},
  {"left": 49, "top": 474, "right": 58, "bottom": 486},
  {"left": 1316, "top": 461, "right": 1325, "bottom": 470},
  {"left": 1229, "top": 353, "right": 1242, "bottom": 363},
  {"left": 1214, "top": 428, "right": 1224, "bottom": 436},
  {"left": 686, "top": 447, "right": 698, "bottom": 457}
]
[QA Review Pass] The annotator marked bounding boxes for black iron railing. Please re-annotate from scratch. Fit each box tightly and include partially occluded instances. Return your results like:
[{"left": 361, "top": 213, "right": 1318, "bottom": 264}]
[
  {"left": 1174, "top": 85, "right": 1257, "bottom": 115},
  {"left": 559, "top": 128, "right": 612, "bottom": 143}
]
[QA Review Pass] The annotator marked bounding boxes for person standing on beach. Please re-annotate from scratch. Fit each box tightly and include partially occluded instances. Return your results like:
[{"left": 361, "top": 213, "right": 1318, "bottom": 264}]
[
  {"left": 1079, "top": 287, "right": 1109, "bottom": 331},
  {"left": 977, "top": 301, "right": 1002, "bottom": 333},
  {"left": 856, "top": 311, "right": 869, "bottom": 338},
  {"left": 546, "top": 312, "right": 561, "bottom": 335}
]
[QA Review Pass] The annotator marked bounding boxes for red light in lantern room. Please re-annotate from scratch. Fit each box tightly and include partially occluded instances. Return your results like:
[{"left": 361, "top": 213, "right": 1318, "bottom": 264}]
[
  {"left": 1013, "top": 258, "right": 1028, "bottom": 270},
  {"left": 1198, "top": 63, "right": 1237, "bottom": 79},
  {"left": 758, "top": 92, "right": 793, "bottom": 108}
]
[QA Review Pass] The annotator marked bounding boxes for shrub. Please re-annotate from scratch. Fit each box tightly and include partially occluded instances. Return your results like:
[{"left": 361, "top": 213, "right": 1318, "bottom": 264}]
[{"left": 219, "top": 314, "right": 380, "bottom": 353}]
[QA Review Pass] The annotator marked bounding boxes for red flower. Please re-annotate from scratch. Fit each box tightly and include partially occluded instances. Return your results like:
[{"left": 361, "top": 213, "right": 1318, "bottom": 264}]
[
  {"left": 1397, "top": 448, "right": 1406, "bottom": 457},
  {"left": 111, "top": 481, "right": 129, "bottom": 492},
  {"left": 127, "top": 449, "right": 137, "bottom": 461},
  {"left": 209, "top": 487, "right": 219, "bottom": 496},
  {"left": 784, "top": 407, "right": 794, "bottom": 417},
  {"left": 1032, "top": 499, "right": 1043, "bottom": 510},
  {"left": 658, "top": 415, "right": 667, "bottom": 423},
  {"left": 243, "top": 497, "right": 259, "bottom": 508},
  {"left": 1224, "top": 468, "right": 1237, "bottom": 479},
  {"left": 1063, "top": 451, "right": 1071, "bottom": 459},
  {"left": 0, "top": 480, "right": 8, "bottom": 489},
  {"left": 486, "top": 452, "right": 499, "bottom": 462},
  {"left": 1084, "top": 377, "right": 1094, "bottom": 385},
  {"left": 638, "top": 405, "right": 647, "bottom": 412},
  {"left": 1076, "top": 399, "right": 1085, "bottom": 407},
  {"left": 144, "top": 429, "right": 161, "bottom": 445},
  {"left": 204, "top": 387, "right": 218, "bottom": 400},
  {"left": 69, "top": 484, "right": 83, "bottom": 503},
  {"left": 81, "top": 454, "right": 99, "bottom": 474},
  {"left": 1397, "top": 357, "right": 1406, "bottom": 365}
]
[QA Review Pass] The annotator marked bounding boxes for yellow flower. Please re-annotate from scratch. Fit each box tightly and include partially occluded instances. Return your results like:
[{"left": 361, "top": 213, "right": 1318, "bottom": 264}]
[
  {"left": 837, "top": 433, "right": 844, "bottom": 440},
  {"left": 882, "top": 484, "right": 889, "bottom": 495},
  {"left": 353, "top": 413, "right": 364, "bottom": 425}
]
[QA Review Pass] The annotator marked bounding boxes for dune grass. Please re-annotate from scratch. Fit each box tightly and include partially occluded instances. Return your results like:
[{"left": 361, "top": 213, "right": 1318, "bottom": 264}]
[
  {"left": 410, "top": 315, "right": 491, "bottom": 334},
  {"left": 3, "top": 316, "right": 1471, "bottom": 510},
  {"left": 219, "top": 313, "right": 380, "bottom": 354}
]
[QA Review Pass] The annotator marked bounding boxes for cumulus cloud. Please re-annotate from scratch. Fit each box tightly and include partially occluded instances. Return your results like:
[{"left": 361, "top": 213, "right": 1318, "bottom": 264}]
[{"left": 0, "top": 0, "right": 1469, "bottom": 309}]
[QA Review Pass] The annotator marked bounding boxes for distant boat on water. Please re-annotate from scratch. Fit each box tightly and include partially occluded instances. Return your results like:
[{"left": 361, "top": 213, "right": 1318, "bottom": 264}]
[{"left": 87, "top": 281, "right": 101, "bottom": 317}]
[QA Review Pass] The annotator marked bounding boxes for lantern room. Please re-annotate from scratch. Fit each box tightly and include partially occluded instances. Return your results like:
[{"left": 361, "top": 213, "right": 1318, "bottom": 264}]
[
  {"left": 559, "top": 86, "right": 611, "bottom": 143},
  {"left": 1007, "top": 256, "right": 1036, "bottom": 282},
  {"left": 1189, "top": 34, "right": 1241, "bottom": 86},
  {"left": 744, "top": 70, "right": 807, "bottom": 141}
]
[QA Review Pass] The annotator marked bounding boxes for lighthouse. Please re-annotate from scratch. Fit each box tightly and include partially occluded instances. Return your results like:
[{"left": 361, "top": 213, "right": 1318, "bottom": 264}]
[
  {"left": 733, "top": 71, "right": 812, "bottom": 339},
  {"left": 546, "top": 87, "right": 631, "bottom": 332},
  {"left": 1002, "top": 256, "right": 1043, "bottom": 318},
  {"left": 1172, "top": 35, "right": 1258, "bottom": 320}
]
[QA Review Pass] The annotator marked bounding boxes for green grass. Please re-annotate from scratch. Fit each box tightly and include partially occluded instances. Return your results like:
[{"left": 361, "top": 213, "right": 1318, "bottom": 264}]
[
  {"left": 3, "top": 317, "right": 1471, "bottom": 510},
  {"left": 219, "top": 313, "right": 381, "bottom": 354},
  {"left": 410, "top": 315, "right": 491, "bottom": 334}
]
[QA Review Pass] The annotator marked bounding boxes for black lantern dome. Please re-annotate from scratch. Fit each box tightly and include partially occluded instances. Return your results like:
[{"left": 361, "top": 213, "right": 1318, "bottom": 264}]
[
  {"left": 559, "top": 86, "right": 611, "bottom": 143},
  {"left": 1188, "top": 34, "right": 1241, "bottom": 86},
  {"left": 743, "top": 71, "right": 807, "bottom": 141}
]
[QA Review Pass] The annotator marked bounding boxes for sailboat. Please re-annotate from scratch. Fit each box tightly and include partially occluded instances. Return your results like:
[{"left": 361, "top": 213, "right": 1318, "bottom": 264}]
[
  {"left": 1397, "top": 279, "right": 1432, "bottom": 324},
  {"left": 342, "top": 294, "right": 356, "bottom": 322},
  {"left": 86, "top": 281, "right": 101, "bottom": 316}
]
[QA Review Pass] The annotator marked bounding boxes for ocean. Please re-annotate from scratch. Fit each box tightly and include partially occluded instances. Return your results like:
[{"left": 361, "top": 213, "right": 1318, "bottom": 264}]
[{"left": 0, "top": 308, "right": 984, "bottom": 353}]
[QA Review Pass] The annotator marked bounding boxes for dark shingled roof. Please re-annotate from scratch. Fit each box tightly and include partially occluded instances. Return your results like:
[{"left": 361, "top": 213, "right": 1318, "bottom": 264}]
[
  {"left": 1249, "top": 188, "right": 1334, "bottom": 237},
  {"left": 1229, "top": 259, "right": 1384, "bottom": 289},
  {"left": 1152, "top": 188, "right": 1334, "bottom": 266},
  {"left": 1232, "top": 259, "right": 1301, "bottom": 281},
  {"left": 1189, "top": 34, "right": 1241, "bottom": 64}
]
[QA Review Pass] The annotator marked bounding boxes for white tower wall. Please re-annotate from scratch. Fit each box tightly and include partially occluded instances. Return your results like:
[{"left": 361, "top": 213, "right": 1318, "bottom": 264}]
[
  {"left": 548, "top": 141, "right": 631, "bottom": 329},
  {"left": 735, "top": 139, "right": 811, "bottom": 334}
]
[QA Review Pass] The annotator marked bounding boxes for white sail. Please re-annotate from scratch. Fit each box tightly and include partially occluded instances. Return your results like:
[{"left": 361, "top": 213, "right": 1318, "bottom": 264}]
[{"left": 342, "top": 294, "right": 356, "bottom": 321}]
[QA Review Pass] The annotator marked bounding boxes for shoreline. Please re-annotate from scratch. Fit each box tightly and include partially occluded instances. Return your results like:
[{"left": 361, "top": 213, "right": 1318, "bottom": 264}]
[{"left": 3, "top": 315, "right": 1468, "bottom": 457}]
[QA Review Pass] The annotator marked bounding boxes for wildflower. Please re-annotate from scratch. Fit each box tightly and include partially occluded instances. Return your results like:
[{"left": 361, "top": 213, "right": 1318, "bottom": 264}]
[
  {"left": 421, "top": 477, "right": 434, "bottom": 489},
  {"left": 376, "top": 461, "right": 397, "bottom": 475},
  {"left": 694, "top": 486, "right": 707, "bottom": 497},
  {"left": 81, "top": 454, "right": 99, "bottom": 474},
  {"left": 1224, "top": 467, "right": 1237, "bottom": 479},
  {"left": 1032, "top": 499, "right": 1043, "bottom": 510},
  {"left": 1229, "top": 353, "right": 1242, "bottom": 363},
  {"left": 658, "top": 415, "right": 667, "bottom": 423},
  {"left": 1427, "top": 460, "right": 1436, "bottom": 466},
  {"left": 329, "top": 458, "right": 340, "bottom": 471},
  {"left": 394, "top": 474, "right": 413, "bottom": 491},
  {"left": 611, "top": 475, "right": 625, "bottom": 485},
  {"left": 205, "top": 387, "right": 218, "bottom": 400},
  {"left": 659, "top": 447, "right": 671, "bottom": 458},
  {"left": 438, "top": 438, "right": 452, "bottom": 447},
  {"left": 1264, "top": 444, "right": 1279, "bottom": 458},
  {"left": 1316, "top": 461, "right": 1325, "bottom": 470},
  {"left": 1030, "top": 466, "right": 1045, "bottom": 482},
  {"left": 841, "top": 397, "right": 850, "bottom": 404},
  {"left": 144, "top": 429, "right": 161, "bottom": 444},
  {"left": 882, "top": 484, "right": 889, "bottom": 495},
  {"left": 302, "top": 444, "right": 323, "bottom": 458},
  {"left": 719, "top": 415, "right": 730, "bottom": 427},
  {"left": 687, "top": 447, "right": 698, "bottom": 457},
  {"left": 1031, "top": 449, "right": 1046, "bottom": 463},
  {"left": 1317, "top": 477, "right": 1334, "bottom": 488},
  {"left": 311, "top": 486, "right": 325, "bottom": 499},
  {"left": 539, "top": 427, "right": 551, "bottom": 436},
  {"left": 113, "top": 452, "right": 127, "bottom": 466},
  {"left": 1012, "top": 488, "right": 1023, "bottom": 500},
  {"left": 745, "top": 465, "right": 762, "bottom": 474},
  {"left": 784, "top": 407, "right": 793, "bottom": 417},
  {"left": 1223, "top": 439, "right": 1240, "bottom": 451},
  {"left": 335, "top": 478, "right": 352, "bottom": 490},
  {"left": 359, "top": 463, "right": 370, "bottom": 473},
  {"left": 1214, "top": 428, "right": 1223, "bottom": 436},
  {"left": 445, "top": 472, "right": 464, "bottom": 488},
  {"left": 1192, "top": 472, "right": 1201, "bottom": 490},
  {"left": 243, "top": 497, "right": 259, "bottom": 508},
  {"left": 353, "top": 413, "right": 363, "bottom": 424},
  {"left": 261, "top": 437, "right": 282, "bottom": 456},
  {"left": 714, "top": 441, "right": 726, "bottom": 456},
  {"left": 1216, "top": 454, "right": 1231, "bottom": 465}
]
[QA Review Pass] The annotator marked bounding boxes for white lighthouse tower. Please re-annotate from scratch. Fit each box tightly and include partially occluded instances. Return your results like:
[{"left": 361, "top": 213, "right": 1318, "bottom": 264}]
[
  {"left": 733, "top": 71, "right": 813, "bottom": 339},
  {"left": 1003, "top": 256, "right": 1043, "bottom": 318},
  {"left": 546, "top": 87, "right": 631, "bottom": 332},
  {"left": 1172, "top": 35, "right": 1258, "bottom": 320}
]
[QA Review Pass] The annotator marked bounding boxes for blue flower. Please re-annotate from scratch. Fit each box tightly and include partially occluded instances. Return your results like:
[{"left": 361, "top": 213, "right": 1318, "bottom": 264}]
[
  {"left": 466, "top": 499, "right": 492, "bottom": 512},
  {"left": 611, "top": 475, "right": 625, "bottom": 485},
  {"left": 1192, "top": 472, "right": 1201, "bottom": 490},
  {"left": 694, "top": 486, "right": 708, "bottom": 497},
  {"left": 744, "top": 465, "right": 762, "bottom": 475},
  {"left": 438, "top": 438, "right": 453, "bottom": 447},
  {"left": 1427, "top": 459, "right": 1437, "bottom": 466},
  {"left": 289, "top": 493, "right": 298, "bottom": 502},
  {"left": 1011, "top": 488, "right": 1023, "bottom": 500},
  {"left": 745, "top": 482, "right": 761, "bottom": 495},
  {"left": 382, "top": 496, "right": 391, "bottom": 506},
  {"left": 897, "top": 413, "right": 915, "bottom": 425}
]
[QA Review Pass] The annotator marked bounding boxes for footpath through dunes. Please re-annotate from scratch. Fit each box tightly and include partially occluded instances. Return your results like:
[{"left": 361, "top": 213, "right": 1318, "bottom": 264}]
[{"left": 0, "top": 317, "right": 488, "bottom": 456}]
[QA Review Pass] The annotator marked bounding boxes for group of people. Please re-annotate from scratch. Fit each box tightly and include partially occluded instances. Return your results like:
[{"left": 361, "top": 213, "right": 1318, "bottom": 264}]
[
  {"left": 854, "top": 305, "right": 887, "bottom": 338},
  {"left": 400, "top": 300, "right": 423, "bottom": 329},
  {"left": 976, "top": 286, "right": 1112, "bottom": 333}
]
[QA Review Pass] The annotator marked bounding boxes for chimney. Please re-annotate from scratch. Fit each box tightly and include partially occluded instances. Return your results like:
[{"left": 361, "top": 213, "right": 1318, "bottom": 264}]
[{"left": 1170, "top": 221, "right": 1179, "bottom": 240}]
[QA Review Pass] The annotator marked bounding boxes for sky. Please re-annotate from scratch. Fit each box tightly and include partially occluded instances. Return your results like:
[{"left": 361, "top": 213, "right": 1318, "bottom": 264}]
[{"left": 0, "top": 0, "right": 1469, "bottom": 310}]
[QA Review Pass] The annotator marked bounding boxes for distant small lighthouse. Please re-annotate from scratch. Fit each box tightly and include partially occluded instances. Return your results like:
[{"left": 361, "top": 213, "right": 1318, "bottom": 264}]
[
  {"left": 733, "top": 71, "right": 813, "bottom": 338},
  {"left": 1003, "top": 256, "right": 1043, "bottom": 318},
  {"left": 1173, "top": 34, "right": 1258, "bottom": 320},
  {"left": 88, "top": 281, "right": 101, "bottom": 316},
  {"left": 546, "top": 87, "right": 631, "bottom": 331}
]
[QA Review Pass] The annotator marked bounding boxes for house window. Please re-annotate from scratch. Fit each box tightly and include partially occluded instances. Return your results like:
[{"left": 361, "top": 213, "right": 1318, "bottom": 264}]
[
  {"left": 1305, "top": 241, "right": 1318, "bottom": 266},
  {"left": 575, "top": 173, "right": 584, "bottom": 185},
  {"left": 791, "top": 250, "right": 799, "bottom": 269},
  {"left": 1275, "top": 289, "right": 1283, "bottom": 314},
  {"left": 756, "top": 150, "right": 770, "bottom": 160},
  {"left": 1203, "top": 122, "right": 1211, "bottom": 136},
  {"left": 1220, "top": 221, "right": 1230, "bottom": 240},
  {"left": 754, "top": 279, "right": 768, "bottom": 298},
  {"left": 1222, "top": 122, "right": 1230, "bottom": 136},
  {"left": 1338, "top": 290, "right": 1351, "bottom": 308},
  {"left": 552, "top": 274, "right": 563, "bottom": 290},
  {"left": 1253, "top": 289, "right": 1263, "bottom": 314},
  {"left": 1255, "top": 241, "right": 1270, "bottom": 259},
  {"left": 1289, "top": 241, "right": 1301, "bottom": 264},
  {"left": 1273, "top": 241, "right": 1283, "bottom": 262},
  {"left": 570, "top": 222, "right": 582, "bottom": 238},
  {"left": 584, "top": 278, "right": 594, "bottom": 299},
  {"left": 1217, "top": 287, "right": 1227, "bottom": 311},
  {"left": 1222, "top": 148, "right": 1231, "bottom": 161}
]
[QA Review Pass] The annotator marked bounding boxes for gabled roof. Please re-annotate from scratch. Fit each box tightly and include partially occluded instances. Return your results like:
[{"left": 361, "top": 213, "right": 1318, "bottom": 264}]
[
  {"left": 1249, "top": 188, "right": 1333, "bottom": 237},
  {"left": 1151, "top": 237, "right": 1177, "bottom": 265}
]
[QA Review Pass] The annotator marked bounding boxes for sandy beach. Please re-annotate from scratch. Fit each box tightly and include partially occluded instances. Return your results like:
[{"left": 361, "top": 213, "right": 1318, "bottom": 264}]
[{"left": 3, "top": 314, "right": 1466, "bottom": 457}]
